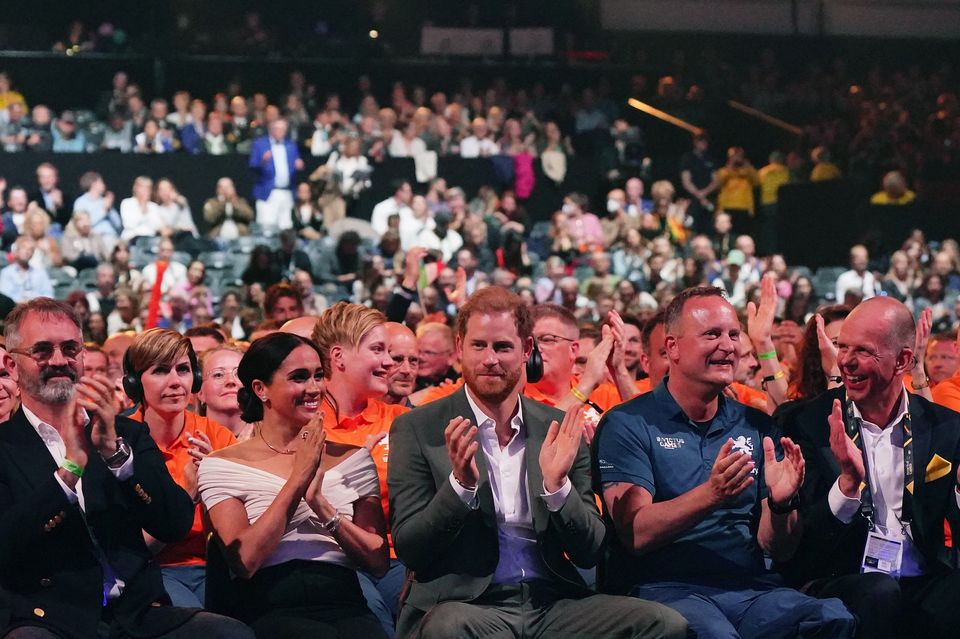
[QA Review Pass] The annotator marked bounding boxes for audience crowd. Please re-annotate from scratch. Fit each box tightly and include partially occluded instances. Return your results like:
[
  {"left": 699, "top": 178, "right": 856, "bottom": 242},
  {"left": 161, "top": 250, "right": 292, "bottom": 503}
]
[{"left": 0, "top": 49, "right": 959, "bottom": 639}]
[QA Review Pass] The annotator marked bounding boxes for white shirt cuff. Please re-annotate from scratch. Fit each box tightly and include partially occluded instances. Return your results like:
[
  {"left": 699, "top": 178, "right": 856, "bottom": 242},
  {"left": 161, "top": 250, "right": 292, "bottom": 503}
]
[
  {"left": 541, "top": 477, "right": 573, "bottom": 512},
  {"left": 54, "top": 471, "right": 79, "bottom": 504},
  {"left": 448, "top": 472, "right": 479, "bottom": 510},
  {"left": 109, "top": 450, "right": 135, "bottom": 481},
  {"left": 828, "top": 477, "right": 862, "bottom": 524},
  {"left": 954, "top": 486, "right": 960, "bottom": 510}
]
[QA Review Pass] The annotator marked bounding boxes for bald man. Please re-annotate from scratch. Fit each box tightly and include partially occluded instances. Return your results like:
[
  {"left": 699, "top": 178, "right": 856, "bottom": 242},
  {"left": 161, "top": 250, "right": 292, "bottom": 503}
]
[
  {"left": 279, "top": 315, "right": 320, "bottom": 341},
  {"left": 383, "top": 322, "right": 419, "bottom": 407},
  {"left": 779, "top": 297, "right": 960, "bottom": 638}
]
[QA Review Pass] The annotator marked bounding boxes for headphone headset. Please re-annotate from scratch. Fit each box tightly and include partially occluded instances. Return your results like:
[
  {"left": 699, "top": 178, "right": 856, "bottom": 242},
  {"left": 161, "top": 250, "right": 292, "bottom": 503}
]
[
  {"left": 122, "top": 343, "right": 203, "bottom": 404},
  {"left": 525, "top": 338, "right": 543, "bottom": 383}
]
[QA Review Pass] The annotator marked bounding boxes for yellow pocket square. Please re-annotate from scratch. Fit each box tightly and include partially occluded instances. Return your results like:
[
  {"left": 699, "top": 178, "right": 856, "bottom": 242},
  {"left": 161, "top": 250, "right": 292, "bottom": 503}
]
[{"left": 925, "top": 454, "right": 953, "bottom": 483}]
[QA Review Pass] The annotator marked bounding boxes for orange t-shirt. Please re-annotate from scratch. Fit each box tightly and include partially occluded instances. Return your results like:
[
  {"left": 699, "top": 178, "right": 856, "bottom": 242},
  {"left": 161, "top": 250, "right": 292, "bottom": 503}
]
[
  {"left": 730, "top": 383, "right": 770, "bottom": 414},
  {"left": 131, "top": 409, "right": 238, "bottom": 566},
  {"left": 931, "top": 375, "right": 960, "bottom": 411},
  {"left": 635, "top": 378, "right": 652, "bottom": 394},
  {"left": 321, "top": 397, "right": 410, "bottom": 552}
]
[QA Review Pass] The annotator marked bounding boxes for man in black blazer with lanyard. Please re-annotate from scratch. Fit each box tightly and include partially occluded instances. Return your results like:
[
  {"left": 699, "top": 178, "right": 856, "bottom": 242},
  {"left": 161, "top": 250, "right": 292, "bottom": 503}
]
[
  {"left": 778, "top": 296, "right": 960, "bottom": 638},
  {"left": 387, "top": 286, "right": 687, "bottom": 639},
  {"left": 0, "top": 298, "right": 252, "bottom": 639}
]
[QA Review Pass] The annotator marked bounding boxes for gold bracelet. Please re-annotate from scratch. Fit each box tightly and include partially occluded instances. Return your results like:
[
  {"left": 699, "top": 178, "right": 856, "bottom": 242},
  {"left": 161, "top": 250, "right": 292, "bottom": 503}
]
[{"left": 569, "top": 386, "right": 589, "bottom": 403}]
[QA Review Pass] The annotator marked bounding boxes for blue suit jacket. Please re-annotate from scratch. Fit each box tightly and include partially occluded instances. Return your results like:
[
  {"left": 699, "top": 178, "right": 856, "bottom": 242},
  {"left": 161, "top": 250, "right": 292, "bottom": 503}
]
[{"left": 248, "top": 135, "right": 300, "bottom": 202}]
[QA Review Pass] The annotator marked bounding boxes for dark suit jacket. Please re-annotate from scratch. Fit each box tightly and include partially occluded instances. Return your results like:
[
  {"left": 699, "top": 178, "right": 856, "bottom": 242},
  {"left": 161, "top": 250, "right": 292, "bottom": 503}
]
[
  {"left": 248, "top": 136, "right": 300, "bottom": 202},
  {"left": 776, "top": 387, "right": 960, "bottom": 587},
  {"left": 0, "top": 408, "right": 196, "bottom": 638},
  {"left": 387, "top": 387, "right": 604, "bottom": 612}
]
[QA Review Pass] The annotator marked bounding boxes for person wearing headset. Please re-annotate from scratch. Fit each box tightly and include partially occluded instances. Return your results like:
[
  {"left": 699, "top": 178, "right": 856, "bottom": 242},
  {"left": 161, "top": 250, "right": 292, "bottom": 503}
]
[{"left": 123, "top": 328, "right": 238, "bottom": 608}]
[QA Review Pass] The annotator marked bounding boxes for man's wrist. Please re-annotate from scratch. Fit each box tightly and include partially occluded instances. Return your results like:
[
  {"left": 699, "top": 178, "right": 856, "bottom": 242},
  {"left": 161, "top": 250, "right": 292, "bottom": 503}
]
[
  {"left": 838, "top": 473, "right": 862, "bottom": 499},
  {"left": 544, "top": 475, "right": 566, "bottom": 494}
]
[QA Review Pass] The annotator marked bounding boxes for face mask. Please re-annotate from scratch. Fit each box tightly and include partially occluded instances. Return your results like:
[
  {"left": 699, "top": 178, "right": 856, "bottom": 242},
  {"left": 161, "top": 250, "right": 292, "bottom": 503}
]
[
  {"left": 607, "top": 199, "right": 621, "bottom": 213},
  {"left": 562, "top": 203, "right": 575, "bottom": 214}
]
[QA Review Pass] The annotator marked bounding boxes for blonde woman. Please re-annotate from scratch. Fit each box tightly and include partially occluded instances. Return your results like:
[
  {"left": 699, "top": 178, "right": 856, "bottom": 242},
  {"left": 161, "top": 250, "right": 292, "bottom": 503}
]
[
  {"left": 199, "top": 333, "right": 388, "bottom": 638},
  {"left": 198, "top": 344, "right": 254, "bottom": 440},
  {"left": 24, "top": 204, "right": 64, "bottom": 270},
  {"left": 312, "top": 302, "right": 409, "bottom": 634}
]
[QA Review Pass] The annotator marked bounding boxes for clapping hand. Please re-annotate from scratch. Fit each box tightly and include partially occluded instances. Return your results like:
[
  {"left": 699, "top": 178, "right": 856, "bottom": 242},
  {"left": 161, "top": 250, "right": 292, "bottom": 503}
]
[
  {"left": 763, "top": 436, "right": 805, "bottom": 506},
  {"left": 445, "top": 416, "right": 479, "bottom": 489},
  {"left": 540, "top": 406, "right": 585, "bottom": 493},
  {"left": 828, "top": 399, "right": 865, "bottom": 498},
  {"left": 76, "top": 374, "right": 118, "bottom": 458}
]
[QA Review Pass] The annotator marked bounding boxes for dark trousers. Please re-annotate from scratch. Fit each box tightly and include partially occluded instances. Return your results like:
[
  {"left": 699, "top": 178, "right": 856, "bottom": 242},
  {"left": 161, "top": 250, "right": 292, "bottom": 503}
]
[
  {"left": 3, "top": 610, "right": 253, "bottom": 639},
  {"left": 397, "top": 580, "right": 688, "bottom": 639},
  {"left": 239, "top": 559, "right": 386, "bottom": 639},
  {"left": 813, "top": 569, "right": 960, "bottom": 639}
]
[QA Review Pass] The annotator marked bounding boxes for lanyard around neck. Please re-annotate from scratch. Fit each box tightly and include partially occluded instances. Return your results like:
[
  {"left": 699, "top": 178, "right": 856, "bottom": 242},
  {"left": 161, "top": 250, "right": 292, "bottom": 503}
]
[{"left": 843, "top": 401, "right": 915, "bottom": 531}]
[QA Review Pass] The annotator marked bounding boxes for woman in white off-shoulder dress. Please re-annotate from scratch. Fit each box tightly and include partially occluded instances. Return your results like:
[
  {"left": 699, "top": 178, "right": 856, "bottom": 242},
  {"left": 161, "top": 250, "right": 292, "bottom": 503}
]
[{"left": 198, "top": 332, "right": 389, "bottom": 638}]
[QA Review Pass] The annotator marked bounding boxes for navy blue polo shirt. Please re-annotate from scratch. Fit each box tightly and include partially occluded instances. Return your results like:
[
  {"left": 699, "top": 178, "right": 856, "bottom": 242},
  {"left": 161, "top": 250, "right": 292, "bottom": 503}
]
[{"left": 594, "top": 379, "right": 780, "bottom": 592}]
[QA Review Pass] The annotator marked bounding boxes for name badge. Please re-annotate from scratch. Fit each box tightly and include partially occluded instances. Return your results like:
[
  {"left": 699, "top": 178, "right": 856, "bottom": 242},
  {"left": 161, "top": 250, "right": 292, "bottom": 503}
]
[{"left": 861, "top": 531, "right": 903, "bottom": 578}]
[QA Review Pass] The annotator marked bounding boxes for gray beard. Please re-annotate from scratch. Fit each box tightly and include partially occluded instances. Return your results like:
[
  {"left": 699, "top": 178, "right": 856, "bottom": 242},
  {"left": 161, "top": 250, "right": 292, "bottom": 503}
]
[{"left": 22, "top": 377, "right": 75, "bottom": 405}]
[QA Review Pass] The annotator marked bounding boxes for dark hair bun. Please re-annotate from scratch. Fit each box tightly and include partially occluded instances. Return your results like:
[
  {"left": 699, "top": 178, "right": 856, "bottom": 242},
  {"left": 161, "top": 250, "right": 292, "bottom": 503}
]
[{"left": 237, "top": 387, "right": 263, "bottom": 423}]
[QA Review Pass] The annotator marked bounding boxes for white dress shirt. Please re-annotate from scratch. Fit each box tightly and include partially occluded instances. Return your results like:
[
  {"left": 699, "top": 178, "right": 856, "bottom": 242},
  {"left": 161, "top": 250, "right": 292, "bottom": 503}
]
[
  {"left": 450, "top": 387, "right": 572, "bottom": 584},
  {"left": 23, "top": 404, "right": 133, "bottom": 599},
  {"left": 270, "top": 139, "right": 290, "bottom": 189},
  {"left": 370, "top": 196, "right": 414, "bottom": 237},
  {"left": 828, "top": 387, "right": 960, "bottom": 577}
]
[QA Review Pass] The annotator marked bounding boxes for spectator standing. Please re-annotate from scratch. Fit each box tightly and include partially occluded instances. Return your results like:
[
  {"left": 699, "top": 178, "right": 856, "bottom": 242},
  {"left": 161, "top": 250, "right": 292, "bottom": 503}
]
[
  {"left": 715, "top": 146, "right": 760, "bottom": 236},
  {"left": 249, "top": 118, "right": 302, "bottom": 231},
  {"left": 679, "top": 131, "right": 718, "bottom": 233}
]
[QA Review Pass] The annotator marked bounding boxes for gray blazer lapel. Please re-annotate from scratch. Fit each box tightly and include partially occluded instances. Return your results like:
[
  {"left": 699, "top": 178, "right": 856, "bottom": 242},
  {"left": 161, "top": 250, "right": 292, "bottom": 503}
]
[{"left": 522, "top": 396, "right": 550, "bottom": 534}]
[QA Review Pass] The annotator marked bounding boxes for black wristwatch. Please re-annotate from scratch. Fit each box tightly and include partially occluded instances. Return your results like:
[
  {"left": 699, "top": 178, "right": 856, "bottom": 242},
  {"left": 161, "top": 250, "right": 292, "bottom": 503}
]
[
  {"left": 767, "top": 493, "right": 800, "bottom": 514},
  {"left": 101, "top": 437, "right": 131, "bottom": 469}
]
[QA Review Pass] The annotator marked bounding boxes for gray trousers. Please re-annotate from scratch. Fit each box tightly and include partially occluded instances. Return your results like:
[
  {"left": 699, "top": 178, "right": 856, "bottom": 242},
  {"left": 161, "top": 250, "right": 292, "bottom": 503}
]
[{"left": 397, "top": 581, "right": 688, "bottom": 639}]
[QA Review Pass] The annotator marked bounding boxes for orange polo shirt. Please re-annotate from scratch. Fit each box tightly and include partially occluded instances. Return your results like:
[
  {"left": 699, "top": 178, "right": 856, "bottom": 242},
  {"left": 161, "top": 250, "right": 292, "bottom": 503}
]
[
  {"left": 729, "top": 383, "right": 770, "bottom": 414},
  {"left": 131, "top": 409, "right": 237, "bottom": 566},
  {"left": 321, "top": 397, "right": 409, "bottom": 552}
]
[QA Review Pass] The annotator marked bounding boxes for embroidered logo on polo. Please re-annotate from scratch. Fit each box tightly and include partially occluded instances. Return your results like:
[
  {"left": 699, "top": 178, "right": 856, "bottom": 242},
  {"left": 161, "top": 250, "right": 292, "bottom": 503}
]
[
  {"left": 731, "top": 435, "right": 753, "bottom": 456},
  {"left": 656, "top": 436, "right": 685, "bottom": 450}
]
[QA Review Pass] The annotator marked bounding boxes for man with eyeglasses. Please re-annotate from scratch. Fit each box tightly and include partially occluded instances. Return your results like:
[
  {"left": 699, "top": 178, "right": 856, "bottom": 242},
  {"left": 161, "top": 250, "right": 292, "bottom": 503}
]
[
  {"left": 525, "top": 305, "right": 638, "bottom": 440},
  {"left": 778, "top": 296, "right": 960, "bottom": 638},
  {"left": 0, "top": 298, "right": 253, "bottom": 639},
  {"left": 383, "top": 323, "right": 419, "bottom": 408}
]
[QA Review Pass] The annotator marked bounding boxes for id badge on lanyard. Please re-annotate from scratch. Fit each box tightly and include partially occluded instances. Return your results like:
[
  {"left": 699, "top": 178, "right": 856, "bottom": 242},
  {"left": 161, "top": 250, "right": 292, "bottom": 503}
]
[{"left": 845, "top": 401, "right": 915, "bottom": 579}]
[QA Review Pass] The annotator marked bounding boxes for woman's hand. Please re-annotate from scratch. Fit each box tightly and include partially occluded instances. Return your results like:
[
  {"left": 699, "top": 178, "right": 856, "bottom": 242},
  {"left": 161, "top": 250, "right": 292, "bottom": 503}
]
[{"left": 290, "top": 412, "right": 326, "bottom": 488}]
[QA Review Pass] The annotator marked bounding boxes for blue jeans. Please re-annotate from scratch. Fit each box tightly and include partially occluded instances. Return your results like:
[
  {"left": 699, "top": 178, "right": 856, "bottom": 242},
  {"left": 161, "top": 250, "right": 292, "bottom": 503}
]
[
  {"left": 358, "top": 559, "right": 406, "bottom": 638},
  {"left": 162, "top": 564, "right": 206, "bottom": 609},
  {"left": 631, "top": 579, "right": 856, "bottom": 639}
]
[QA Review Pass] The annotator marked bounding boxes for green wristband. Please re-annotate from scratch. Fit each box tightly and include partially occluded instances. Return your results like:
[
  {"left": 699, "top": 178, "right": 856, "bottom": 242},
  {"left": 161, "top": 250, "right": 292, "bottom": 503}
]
[
  {"left": 61, "top": 459, "right": 84, "bottom": 478},
  {"left": 757, "top": 350, "right": 778, "bottom": 361}
]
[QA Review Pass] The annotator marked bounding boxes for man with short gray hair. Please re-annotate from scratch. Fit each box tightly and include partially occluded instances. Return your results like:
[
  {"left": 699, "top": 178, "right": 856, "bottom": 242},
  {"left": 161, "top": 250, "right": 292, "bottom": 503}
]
[{"left": 0, "top": 297, "right": 253, "bottom": 638}]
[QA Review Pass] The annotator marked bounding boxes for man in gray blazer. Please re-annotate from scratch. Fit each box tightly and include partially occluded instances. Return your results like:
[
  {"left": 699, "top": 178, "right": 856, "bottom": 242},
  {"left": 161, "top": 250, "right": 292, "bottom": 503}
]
[{"left": 387, "top": 286, "right": 687, "bottom": 639}]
